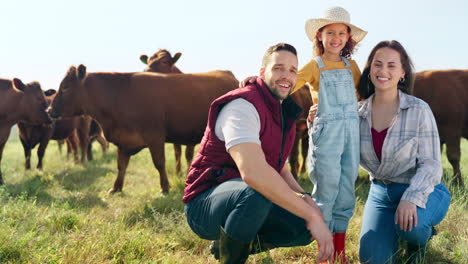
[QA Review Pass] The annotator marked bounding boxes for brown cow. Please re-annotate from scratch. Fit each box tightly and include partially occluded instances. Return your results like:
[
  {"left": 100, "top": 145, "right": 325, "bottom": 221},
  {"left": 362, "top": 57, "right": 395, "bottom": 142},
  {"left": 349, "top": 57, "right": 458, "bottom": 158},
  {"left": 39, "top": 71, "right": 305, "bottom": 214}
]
[
  {"left": 56, "top": 117, "right": 108, "bottom": 161},
  {"left": 0, "top": 78, "right": 51, "bottom": 184},
  {"left": 18, "top": 89, "right": 80, "bottom": 169},
  {"left": 76, "top": 115, "right": 108, "bottom": 162},
  {"left": 49, "top": 65, "right": 238, "bottom": 194},
  {"left": 18, "top": 89, "right": 108, "bottom": 169},
  {"left": 140, "top": 49, "right": 194, "bottom": 174},
  {"left": 289, "top": 84, "right": 313, "bottom": 178},
  {"left": 87, "top": 118, "right": 108, "bottom": 159},
  {"left": 414, "top": 70, "right": 468, "bottom": 187}
]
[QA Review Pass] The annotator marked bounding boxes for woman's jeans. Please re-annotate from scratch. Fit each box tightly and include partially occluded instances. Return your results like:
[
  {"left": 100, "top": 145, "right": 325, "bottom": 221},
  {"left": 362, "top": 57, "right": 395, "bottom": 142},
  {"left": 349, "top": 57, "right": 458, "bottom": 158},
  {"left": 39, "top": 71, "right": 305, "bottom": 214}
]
[
  {"left": 359, "top": 181, "right": 451, "bottom": 264},
  {"left": 185, "top": 178, "right": 312, "bottom": 247}
]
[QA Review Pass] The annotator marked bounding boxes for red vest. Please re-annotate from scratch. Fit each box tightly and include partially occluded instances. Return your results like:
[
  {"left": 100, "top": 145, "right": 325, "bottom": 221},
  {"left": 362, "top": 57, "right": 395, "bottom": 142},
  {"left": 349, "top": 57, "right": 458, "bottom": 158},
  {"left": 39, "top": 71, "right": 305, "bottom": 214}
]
[{"left": 182, "top": 78, "right": 302, "bottom": 203}]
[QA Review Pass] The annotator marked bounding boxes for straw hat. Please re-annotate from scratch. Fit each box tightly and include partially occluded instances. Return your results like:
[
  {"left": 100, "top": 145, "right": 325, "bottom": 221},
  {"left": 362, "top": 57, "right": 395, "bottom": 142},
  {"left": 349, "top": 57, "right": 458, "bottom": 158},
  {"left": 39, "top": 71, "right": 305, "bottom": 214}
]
[{"left": 305, "top": 6, "right": 367, "bottom": 43}]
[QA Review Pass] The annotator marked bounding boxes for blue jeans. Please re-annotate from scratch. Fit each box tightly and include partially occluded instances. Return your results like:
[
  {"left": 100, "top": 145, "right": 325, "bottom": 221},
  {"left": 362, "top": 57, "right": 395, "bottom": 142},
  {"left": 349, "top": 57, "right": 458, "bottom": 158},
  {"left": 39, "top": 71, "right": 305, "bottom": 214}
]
[
  {"left": 359, "top": 181, "right": 451, "bottom": 264},
  {"left": 185, "top": 178, "right": 312, "bottom": 247}
]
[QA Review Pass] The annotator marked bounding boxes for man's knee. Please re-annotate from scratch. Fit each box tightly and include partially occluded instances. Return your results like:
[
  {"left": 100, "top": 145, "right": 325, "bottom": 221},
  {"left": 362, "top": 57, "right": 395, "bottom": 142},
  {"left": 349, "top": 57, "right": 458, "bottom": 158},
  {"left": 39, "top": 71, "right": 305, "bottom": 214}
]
[{"left": 239, "top": 187, "right": 273, "bottom": 212}]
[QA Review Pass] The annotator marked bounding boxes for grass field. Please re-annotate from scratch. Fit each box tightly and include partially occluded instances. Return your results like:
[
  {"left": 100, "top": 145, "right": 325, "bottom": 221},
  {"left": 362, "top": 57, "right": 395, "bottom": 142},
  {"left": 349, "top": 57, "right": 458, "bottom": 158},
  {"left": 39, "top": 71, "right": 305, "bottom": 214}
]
[{"left": 1, "top": 127, "right": 466, "bottom": 264}]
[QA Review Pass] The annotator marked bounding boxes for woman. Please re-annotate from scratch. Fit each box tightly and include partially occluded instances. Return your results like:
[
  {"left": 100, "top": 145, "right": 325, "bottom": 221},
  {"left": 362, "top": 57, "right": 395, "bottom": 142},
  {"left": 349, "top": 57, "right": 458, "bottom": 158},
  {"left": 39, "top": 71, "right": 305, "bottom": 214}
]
[{"left": 357, "top": 40, "right": 451, "bottom": 263}]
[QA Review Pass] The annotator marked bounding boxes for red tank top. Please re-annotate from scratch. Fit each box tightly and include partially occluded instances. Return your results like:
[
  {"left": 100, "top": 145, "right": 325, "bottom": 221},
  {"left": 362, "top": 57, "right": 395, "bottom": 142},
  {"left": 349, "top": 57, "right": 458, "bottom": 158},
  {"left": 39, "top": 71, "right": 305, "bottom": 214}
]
[{"left": 371, "top": 127, "right": 388, "bottom": 161}]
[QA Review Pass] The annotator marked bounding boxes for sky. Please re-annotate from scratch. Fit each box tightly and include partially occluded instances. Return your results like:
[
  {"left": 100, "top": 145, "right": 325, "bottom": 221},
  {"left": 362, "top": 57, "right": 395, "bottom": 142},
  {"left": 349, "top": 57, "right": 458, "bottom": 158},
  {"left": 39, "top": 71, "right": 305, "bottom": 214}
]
[{"left": 1, "top": 0, "right": 467, "bottom": 90}]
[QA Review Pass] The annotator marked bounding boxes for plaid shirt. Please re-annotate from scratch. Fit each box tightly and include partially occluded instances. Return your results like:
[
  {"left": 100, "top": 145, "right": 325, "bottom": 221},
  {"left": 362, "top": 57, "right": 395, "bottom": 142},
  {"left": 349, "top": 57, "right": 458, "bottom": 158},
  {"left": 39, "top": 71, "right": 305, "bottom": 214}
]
[{"left": 358, "top": 91, "right": 442, "bottom": 208}]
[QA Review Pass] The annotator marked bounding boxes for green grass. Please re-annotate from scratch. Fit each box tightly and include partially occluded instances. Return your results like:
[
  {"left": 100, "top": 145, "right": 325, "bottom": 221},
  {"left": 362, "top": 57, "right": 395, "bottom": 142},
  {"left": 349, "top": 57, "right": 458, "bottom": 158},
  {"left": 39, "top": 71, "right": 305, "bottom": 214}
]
[{"left": 0, "top": 127, "right": 466, "bottom": 263}]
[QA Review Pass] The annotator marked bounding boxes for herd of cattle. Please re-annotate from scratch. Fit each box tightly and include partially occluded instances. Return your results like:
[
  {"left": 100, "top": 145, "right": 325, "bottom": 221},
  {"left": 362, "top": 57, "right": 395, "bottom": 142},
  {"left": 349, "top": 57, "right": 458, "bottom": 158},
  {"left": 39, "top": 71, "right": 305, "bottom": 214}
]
[{"left": 0, "top": 50, "right": 466, "bottom": 193}]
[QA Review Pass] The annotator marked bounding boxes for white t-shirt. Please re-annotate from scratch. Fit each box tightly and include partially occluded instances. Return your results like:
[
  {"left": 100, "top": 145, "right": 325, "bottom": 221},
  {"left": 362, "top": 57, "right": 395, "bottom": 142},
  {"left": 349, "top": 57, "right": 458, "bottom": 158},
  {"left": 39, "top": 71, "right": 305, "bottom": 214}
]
[{"left": 215, "top": 98, "right": 261, "bottom": 150}]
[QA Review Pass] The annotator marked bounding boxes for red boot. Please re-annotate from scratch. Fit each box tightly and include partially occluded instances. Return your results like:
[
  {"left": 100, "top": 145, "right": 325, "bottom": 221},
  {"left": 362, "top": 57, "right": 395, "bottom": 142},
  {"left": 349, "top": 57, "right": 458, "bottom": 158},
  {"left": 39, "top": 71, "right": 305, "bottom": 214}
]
[{"left": 333, "top": 233, "right": 349, "bottom": 264}]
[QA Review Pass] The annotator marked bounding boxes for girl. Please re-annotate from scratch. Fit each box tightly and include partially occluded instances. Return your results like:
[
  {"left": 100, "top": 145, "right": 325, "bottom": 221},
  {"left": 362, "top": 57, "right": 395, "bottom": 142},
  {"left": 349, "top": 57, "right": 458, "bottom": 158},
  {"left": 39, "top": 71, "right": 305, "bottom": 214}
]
[
  {"left": 296, "top": 6, "right": 367, "bottom": 263},
  {"left": 242, "top": 7, "right": 366, "bottom": 262},
  {"left": 357, "top": 40, "right": 450, "bottom": 264}
]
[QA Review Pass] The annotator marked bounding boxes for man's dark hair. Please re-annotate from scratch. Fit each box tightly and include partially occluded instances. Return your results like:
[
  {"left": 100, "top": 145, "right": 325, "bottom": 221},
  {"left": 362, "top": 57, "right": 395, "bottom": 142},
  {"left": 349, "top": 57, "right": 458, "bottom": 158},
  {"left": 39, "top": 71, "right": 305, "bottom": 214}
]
[{"left": 262, "top": 43, "right": 297, "bottom": 67}]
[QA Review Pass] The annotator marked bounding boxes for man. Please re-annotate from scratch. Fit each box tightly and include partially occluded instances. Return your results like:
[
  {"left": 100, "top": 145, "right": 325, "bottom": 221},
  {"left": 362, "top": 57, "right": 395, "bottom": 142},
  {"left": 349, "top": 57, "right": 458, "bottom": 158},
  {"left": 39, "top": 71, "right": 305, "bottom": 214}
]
[{"left": 183, "top": 43, "right": 333, "bottom": 263}]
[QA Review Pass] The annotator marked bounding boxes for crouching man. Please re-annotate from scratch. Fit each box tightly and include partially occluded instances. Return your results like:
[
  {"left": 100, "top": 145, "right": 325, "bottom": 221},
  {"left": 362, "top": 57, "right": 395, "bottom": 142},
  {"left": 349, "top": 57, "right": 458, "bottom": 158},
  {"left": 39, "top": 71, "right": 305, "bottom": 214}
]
[{"left": 182, "top": 43, "right": 333, "bottom": 264}]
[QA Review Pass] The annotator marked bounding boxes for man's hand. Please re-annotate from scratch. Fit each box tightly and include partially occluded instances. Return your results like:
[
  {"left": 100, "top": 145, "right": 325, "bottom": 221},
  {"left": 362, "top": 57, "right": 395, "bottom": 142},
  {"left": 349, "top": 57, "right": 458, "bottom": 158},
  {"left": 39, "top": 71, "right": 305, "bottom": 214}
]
[
  {"left": 303, "top": 195, "right": 324, "bottom": 221},
  {"left": 395, "top": 200, "right": 418, "bottom": 232},
  {"left": 230, "top": 143, "right": 333, "bottom": 262},
  {"left": 303, "top": 195, "right": 331, "bottom": 262},
  {"left": 306, "top": 215, "right": 334, "bottom": 263}
]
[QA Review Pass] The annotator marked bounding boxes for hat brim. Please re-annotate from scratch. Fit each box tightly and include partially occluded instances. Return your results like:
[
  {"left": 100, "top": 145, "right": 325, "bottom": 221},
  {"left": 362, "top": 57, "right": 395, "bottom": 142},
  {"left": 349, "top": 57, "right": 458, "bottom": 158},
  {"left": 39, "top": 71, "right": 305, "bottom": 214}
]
[{"left": 305, "top": 18, "right": 367, "bottom": 44}]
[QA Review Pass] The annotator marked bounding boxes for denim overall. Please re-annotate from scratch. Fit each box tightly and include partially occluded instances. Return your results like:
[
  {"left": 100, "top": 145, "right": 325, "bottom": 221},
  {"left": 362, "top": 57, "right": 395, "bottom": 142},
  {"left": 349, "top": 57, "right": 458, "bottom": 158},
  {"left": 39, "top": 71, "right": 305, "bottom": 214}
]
[{"left": 307, "top": 56, "right": 360, "bottom": 233}]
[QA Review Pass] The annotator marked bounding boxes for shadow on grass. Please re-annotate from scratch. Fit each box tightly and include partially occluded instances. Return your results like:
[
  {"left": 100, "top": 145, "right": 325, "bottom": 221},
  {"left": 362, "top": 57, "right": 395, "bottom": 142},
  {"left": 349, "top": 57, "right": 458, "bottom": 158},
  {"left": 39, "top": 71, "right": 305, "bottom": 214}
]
[
  {"left": 53, "top": 165, "right": 113, "bottom": 191},
  {"left": 122, "top": 190, "right": 185, "bottom": 227},
  {"left": 3, "top": 171, "right": 109, "bottom": 211},
  {"left": 86, "top": 150, "right": 117, "bottom": 167},
  {"left": 3, "top": 175, "right": 54, "bottom": 201},
  {"left": 395, "top": 240, "right": 456, "bottom": 264}
]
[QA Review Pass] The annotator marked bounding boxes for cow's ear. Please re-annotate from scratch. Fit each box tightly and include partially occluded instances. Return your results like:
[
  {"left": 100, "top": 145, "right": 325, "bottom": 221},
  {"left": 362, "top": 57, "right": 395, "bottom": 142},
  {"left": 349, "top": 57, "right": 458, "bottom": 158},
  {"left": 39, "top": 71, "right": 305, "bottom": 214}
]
[
  {"left": 140, "top": 55, "right": 148, "bottom": 65},
  {"left": 77, "top": 64, "right": 87, "bottom": 80},
  {"left": 172, "top": 52, "right": 182, "bottom": 64},
  {"left": 44, "top": 89, "right": 56, "bottom": 96},
  {"left": 12, "top": 78, "right": 26, "bottom": 91}
]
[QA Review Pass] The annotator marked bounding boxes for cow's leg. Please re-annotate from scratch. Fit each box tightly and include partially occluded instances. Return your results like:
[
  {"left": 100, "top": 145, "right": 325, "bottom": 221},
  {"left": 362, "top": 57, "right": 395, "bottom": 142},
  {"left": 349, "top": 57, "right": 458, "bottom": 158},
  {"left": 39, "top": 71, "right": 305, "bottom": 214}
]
[
  {"left": 289, "top": 131, "right": 301, "bottom": 179},
  {"left": 0, "top": 128, "right": 12, "bottom": 185},
  {"left": 96, "top": 134, "right": 108, "bottom": 153},
  {"left": 0, "top": 141, "right": 6, "bottom": 185},
  {"left": 77, "top": 129, "right": 89, "bottom": 163},
  {"left": 77, "top": 117, "right": 91, "bottom": 163},
  {"left": 185, "top": 145, "right": 195, "bottom": 172},
  {"left": 57, "top": 140, "right": 64, "bottom": 154},
  {"left": 87, "top": 138, "right": 94, "bottom": 161},
  {"left": 446, "top": 136, "right": 464, "bottom": 188},
  {"left": 20, "top": 138, "right": 32, "bottom": 170},
  {"left": 109, "top": 147, "right": 131, "bottom": 194},
  {"left": 149, "top": 143, "right": 170, "bottom": 194},
  {"left": 68, "top": 131, "right": 80, "bottom": 163},
  {"left": 173, "top": 144, "right": 182, "bottom": 174},
  {"left": 36, "top": 135, "right": 51, "bottom": 170},
  {"left": 65, "top": 140, "right": 71, "bottom": 158},
  {"left": 300, "top": 131, "right": 309, "bottom": 174}
]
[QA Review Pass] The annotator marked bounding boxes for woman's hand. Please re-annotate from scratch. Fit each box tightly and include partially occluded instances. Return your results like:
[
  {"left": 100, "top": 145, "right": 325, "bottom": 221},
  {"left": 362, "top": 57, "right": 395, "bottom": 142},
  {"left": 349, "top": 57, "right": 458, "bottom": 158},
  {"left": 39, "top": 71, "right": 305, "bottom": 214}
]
[
  {"left": 395, "top": 200, "right": 418, "bottom": 232},
  {"left": 239, "top": 76, "right": 257, "bottom": 88},
  {"left": 307, "top": 105, "right": 318, "bottom": 123}
]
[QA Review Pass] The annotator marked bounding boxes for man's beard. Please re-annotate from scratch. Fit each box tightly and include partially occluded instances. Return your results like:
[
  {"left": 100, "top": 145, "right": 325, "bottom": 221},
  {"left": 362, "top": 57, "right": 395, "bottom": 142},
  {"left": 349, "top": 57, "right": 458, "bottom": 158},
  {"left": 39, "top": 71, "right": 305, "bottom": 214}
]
[{"left": 267, "top": 80, "right": 292, "bottom": 101}]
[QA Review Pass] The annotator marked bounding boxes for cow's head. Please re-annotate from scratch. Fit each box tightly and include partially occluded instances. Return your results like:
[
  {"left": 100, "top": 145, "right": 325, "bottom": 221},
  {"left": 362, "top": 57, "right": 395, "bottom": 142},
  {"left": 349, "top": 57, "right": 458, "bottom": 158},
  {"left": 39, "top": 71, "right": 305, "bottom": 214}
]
[
  {"left": 43, "top": 89, "right": 56, "bottom": 106},
  {"left": 140, "top": 49, "right": 182, "bottom": 73},
  {"left": 49, "top": 65, "right": 87, "bottom": 119},
  {"left": 13, "top": 78, "right": 52, "bottom": 125}
]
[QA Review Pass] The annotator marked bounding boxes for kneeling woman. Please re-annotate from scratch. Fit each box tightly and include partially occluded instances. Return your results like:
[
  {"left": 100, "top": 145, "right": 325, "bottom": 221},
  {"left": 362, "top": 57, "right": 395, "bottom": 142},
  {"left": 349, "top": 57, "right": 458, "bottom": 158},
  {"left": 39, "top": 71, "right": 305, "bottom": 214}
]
[{"left": 357, "top": 40, "right": 451, "bottom": 264}]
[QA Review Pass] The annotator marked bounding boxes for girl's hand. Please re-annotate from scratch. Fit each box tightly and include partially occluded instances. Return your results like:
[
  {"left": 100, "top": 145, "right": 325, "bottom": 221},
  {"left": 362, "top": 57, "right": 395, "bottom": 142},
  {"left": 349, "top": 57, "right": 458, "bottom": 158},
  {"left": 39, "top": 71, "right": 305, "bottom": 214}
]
[
  {"left": 395, "top": 200, "right": 418, "bottom": 232},
  {"left": 239, "top": 76, "right": 257, "bottom": 88},
  {"left": 307, "top": 105, "right": 318, "bottom": 123}
]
